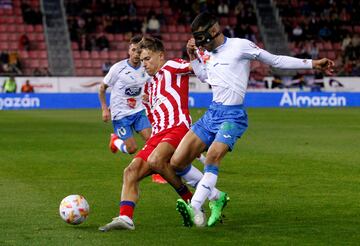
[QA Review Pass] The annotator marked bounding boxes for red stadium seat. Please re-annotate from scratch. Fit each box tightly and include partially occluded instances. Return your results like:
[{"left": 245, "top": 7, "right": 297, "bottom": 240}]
[
  {"left": 114, "top": 34, "right": 124, "bottom": 41},
  {"left": 73, "top": 51, "right": 80, "bottom": 59},
  {"left": 17, "top": 25, "right": 25, "bottom": 33},
  {"left": 172, "top": 42, "right": 183, "bottom": 50},
  {"left": 29, "top": 59, "right": 40, "bottom": 68},
  {"left": 9, "top": 33, "right": 17, "bottom": 41},
  {"left": 164, "top": 42, "right": 172, "bottom": 50},
  {"left": 9, "top": 42, "right": 17, "bottom": 50},
  {"left": 162, "top": 33, "right": 171, "bottom": 41},
  {"left": 80, "top": 51, "right": 90, "bottom": 59},
  {"left": 99, "top": 51, "right": 109, "bottom": 59},
  {"left": 167, "top": 25, "right": 176, "bottom": 33},
  {"left": 170, "top": 33, "right": 180, "bottom": 41},
  {"left": 118, "top": 51, "right": 128, "bottom": 59},
  {"left": 38, "top": 51, "right": 47, "bottom": 59},
  {"left": 177, "top": 25, "right": 186, "bottom": 33},
  {"left": 83, "top": 60, "right": 92, "bottom": 68},
  {"left": 92, "top": 60, "right": 102, "bottom": 68},
  {"left": 7, "top": 25, "right": 16, "bottom": 32},
  {"left": 0, "top": 33, "right": 7, "bottom": 41},
  {"left": 74, "top": 59, "right": 82, "bottom": 67},
  {"left": 91, "top": 51, "right": 100, "bottom": 59},
  {"left": 39, "top": 59, "right": 48, "bottom": 68},
  {"left": 323, "top": 42, "right": 332, "bottom": 50},
  {"left": 0, "top": 42, "right": 9, "bottom": 50},
  {"left": 25, "top": 25, "right": 34, "bottom": 32},
  {"left": 71, "top": 42, "right": 79, "bottom": 50},
  {"left": 19, "top": 51, "right": 29, "bottom": 59}
]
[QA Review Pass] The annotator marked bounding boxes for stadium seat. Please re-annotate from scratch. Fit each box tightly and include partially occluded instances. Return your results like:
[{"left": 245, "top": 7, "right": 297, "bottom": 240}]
[
  {"left": 91, "top": 51, "right": 100, "bottom": 59},
  {"left": 167, "top": 25, "right": 176, "bottom": 33},
  {"left": 99, "top": 51, "right": 109, "bottom": 59},
  {"left": 164, "top": 43, "right": 172, "bottom": 50},
  {"left": 74, "top": 59, "right": 82, "bottom": 68},
  {"left": 83, "top": 60, "right": 92, "bottom": 68},
  {"left": 25, "top": 25, "right": 34, "bottom": 32},
  {"left": 0, "top": 33, "right": 7, "bottom": 41},
  {"left": 92, "top": 60, "right": 102, "bottom": 68},
  {"left": 38, "top": 51, "right": 47, "bottom": 59},
  {"left": 39, "top": 59, "right": 48, "bottom": 68},
  {"left": 177, "top": 25, "right": 186, "bottom": 33},
  {"left": 162, "top": 33, "right": 171, "bottom": 41},
  {"left": 0, "top": 42, "right": 9, "bottom": 50},
  {"left": 172, "top": 42, "right": 183, "bottom": 50},
  {"left": 80, "top": 51, "right": 90, "bottom": 59},
  {"left": 73, "top": 51, "right": 80, "bottom": 59}
]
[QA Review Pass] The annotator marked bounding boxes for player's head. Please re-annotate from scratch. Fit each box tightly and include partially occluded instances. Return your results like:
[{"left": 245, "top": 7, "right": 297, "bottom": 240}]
[
  {"left": 139, "top": 37, "right": 165, "bottom": 76},
  {"left": 128, "top": 35, "right": 143, "bottom": 66},
  {"left": 191, "top": 12, "right": 222, "bottom": 51}
]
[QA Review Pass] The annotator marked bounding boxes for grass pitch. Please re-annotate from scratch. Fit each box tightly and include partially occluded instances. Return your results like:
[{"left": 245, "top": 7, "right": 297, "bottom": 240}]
[{"left": 0, "top": 108, "right": 360, "bottom": 245}]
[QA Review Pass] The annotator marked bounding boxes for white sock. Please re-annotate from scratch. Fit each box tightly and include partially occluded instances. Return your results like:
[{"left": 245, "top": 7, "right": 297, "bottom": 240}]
[
  {"left": 114, "top": 139, "right": 128, "bottom": 154},
  {"left": 196, "top": 154, "right": 206, "bottom": 165},
  {"left": 191, "top": 172, "right": 218, "bottom": 211},
  {"left": 179, "top": 165, "right": 220, "bottom": 201}
]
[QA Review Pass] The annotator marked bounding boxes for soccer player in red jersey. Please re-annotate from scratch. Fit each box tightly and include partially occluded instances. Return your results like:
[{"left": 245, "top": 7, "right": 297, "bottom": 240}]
[{"left": 99, "top": 37, "right": 220, "bottom": 231}]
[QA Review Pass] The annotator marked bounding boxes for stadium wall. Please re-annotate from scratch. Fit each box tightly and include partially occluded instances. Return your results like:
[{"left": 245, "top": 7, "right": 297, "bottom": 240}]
[{"left": 0, "top": 77, "right": 359, "bottom": 110}]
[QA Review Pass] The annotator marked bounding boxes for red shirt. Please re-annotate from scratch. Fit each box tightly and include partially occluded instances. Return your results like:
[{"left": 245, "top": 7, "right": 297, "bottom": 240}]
[{"left": 143, "top": 59, "right": 192, "bottom": 136}]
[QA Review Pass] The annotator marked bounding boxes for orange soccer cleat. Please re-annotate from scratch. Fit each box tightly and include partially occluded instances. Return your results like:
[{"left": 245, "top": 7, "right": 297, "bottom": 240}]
[
  {"left": 152, "top": 174, "right": 167, "bottom": 184},
  {"left": 109, "top": 133, "right": 119, "bottom": 153}
]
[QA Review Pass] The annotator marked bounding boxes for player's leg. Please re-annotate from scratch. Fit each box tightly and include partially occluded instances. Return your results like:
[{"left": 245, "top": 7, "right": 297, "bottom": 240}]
[
  {"left": 133, "top": 110, "right": 152, "bottom": 141},
  {"left": 111, "top": 117, "right": 138, "bottom": 154},
  {"left": 99, "top": 157, "right": 152, "bottom": 231},
  {"left": 147, "top": 142, "right": 193, "bottom": 202},
  {"left": 133, "top": 110, "right": 165, "bottom": 183}
]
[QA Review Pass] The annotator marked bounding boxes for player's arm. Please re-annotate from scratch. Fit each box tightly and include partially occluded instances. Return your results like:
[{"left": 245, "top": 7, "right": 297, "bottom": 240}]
[
  {"left": 257, "top": 49, "right": 334, "bottom": 75},
  {"left": 98, "top": 82, "right": 110, "bottom": 122},
  {"left": 187, "top": 38, "right": 208, "bottom": 82}
]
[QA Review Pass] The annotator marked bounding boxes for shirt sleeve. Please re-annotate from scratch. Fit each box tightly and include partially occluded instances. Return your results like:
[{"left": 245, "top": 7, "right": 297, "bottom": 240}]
[
  {"left": 103, "top": 65, "right": 116, "bottom": 86},
  {"left": 190, "top": 59, "right": 208, "bottom": 83},
  {"left": 257, "top": 49, "right": 313, "bottom": 69},
  {"left": 174, "top": 59, "right": 191, "bottom": 74}
]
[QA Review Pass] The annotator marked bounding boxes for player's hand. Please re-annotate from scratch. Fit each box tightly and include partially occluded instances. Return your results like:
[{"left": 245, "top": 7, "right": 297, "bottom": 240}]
[
  {"left": 142, "top": 94, "right": 149, "bottom": 102},
  {"left": 102, "top": 108, "right": 111, "bottom": 122},
  {"left": 312, "top": 58, "right": 335, "bottom": 76},
  {"left": 187, "top": 38, "right": 197, "bottom": 60}
]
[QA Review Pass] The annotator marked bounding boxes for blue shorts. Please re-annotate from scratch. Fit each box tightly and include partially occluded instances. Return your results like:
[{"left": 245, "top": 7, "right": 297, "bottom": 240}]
[
  {"left": 112, "top": 110, "right": 151, "bottom": 140},
  {"left": 191, "top": 102, "right": 248, "bottom": 151}
]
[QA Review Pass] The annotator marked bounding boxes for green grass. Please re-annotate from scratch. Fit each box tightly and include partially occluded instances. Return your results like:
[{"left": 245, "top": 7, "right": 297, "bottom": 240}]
[{"left": 0, "top": 108, "right": 360, "bottom": 245}]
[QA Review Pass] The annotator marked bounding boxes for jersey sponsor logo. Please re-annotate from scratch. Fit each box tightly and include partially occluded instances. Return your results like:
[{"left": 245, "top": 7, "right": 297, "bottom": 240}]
[
  {"left": 125, "top": 87, "right": 142, "bottom": 96},
  {"left": 223, "top": 134, "right": 232, "bottom": 138},
  {"left": 127, "top": 98, "right": 137, "bottom": 108}
]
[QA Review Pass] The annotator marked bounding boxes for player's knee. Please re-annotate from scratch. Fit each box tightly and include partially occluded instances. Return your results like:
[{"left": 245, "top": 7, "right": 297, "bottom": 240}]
[
  {"left": 147, "top": 155, "right": 166, "bottom": 173},
  {"left": 170, "top": 154, "right": 184, "bottom": 172},
  {"left": 126, "top": 144, "right": 138, "bottom": 154},
  {"left": 123, "top": 164, "right": 139, "bottom": 183},
  {"left": 205, "top": 150, "right": 223, "bottom": 164}
]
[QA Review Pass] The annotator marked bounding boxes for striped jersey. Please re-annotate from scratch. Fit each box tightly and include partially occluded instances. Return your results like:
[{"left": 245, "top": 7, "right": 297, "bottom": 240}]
[
  {"left": 104, "top": 59, "right": 150, "bottom": 120},
  {"left": 143, "top": 59, "right": 192, "bottom": 136}
]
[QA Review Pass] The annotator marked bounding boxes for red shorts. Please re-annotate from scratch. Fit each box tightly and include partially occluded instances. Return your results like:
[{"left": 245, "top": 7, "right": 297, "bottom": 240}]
[{"left": 135, "top": 123, "right": 189, "bottom": 162}]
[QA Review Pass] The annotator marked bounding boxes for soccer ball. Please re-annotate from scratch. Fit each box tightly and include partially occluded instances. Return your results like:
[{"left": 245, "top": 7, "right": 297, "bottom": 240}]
[{"left": 59, "top": 194, "right": 89, "bottom": 225}]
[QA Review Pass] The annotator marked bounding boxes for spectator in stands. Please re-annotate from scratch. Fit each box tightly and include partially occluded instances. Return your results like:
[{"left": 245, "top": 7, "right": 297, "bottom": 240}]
[
  {"left": 102, "top": 61, "right": 111, "bottom": 75},
  {"left": 146, "top": 15, "right": 160, "bottom": 34},
  {"left": 8, "top": 52, "right": 22, "bottom": 75},
  {"left": 96, "top": 34, "right": 110, "bottom": 51},
  {"left": 223, "top": 25, "right": 235, "bottom": 38},
  {"left": 292, "top": 24, "right": 303, "bottom": 43},
  {"left": 2, "top": 76, "right": 16, "bottom": 93},
  {"left": 19, "top": 34, "right": 31, "bottom": 51},
  {"left": 270, "top": 75, "right": 284, "bottom": 89},
  {"left": 21, "top": 80, "right": 34, "bottom": 93},
  {"left": 318, "top": 25, "right": 332, "bottom": 41},
  {"left": 341, "top": 33, "right": 352, "bottom": 51},
  {"left": 217, "top": 0, "right": 229, "bottom": 16},
  {"left": 309, "top": 41, "right": 319, "bottom": 59}
]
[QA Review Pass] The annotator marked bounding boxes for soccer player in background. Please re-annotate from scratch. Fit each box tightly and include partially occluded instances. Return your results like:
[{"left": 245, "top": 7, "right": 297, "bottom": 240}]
[
  {"left": 171, "top": 12, "right": 335, "bottom": 227},
  {"left": 98, "top": 35, "right": 165, "bottom": 183},
  {"left": 99, "top": 37, "right": 224, "bottom": 231}
]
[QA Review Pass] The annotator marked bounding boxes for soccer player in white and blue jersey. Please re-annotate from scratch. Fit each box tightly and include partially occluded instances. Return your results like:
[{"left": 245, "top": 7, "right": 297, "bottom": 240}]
[
  {"left": 99, "top": 35, "right": 152, "bottom": 155},
  {"left": 171, "top": 12, "right": 335, "bottom": 227}
]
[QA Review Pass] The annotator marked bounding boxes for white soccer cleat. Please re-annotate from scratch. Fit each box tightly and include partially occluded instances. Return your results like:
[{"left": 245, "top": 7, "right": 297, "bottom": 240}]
[
  {"left": 98, "top": 215, "right": 135, "bottom": 232},
  {"left": 193, "top": 209, "right": 207, "bottom": 227}
]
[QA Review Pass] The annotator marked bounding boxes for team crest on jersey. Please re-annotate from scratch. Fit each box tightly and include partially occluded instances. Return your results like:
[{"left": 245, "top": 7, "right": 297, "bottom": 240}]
[
  {"left": 127, "top": 98, "right": 137, "bottom": 108},
  {"left": 125, "top": 87, "right": 142, "bottom": 96}
]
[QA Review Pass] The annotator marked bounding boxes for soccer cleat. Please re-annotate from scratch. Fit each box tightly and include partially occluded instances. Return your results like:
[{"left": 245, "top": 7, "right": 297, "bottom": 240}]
[
  {"left": 176, "top": 199, "right": 194, "bottom": 227},
  {"left": 98, "top": 215, "right": 135, "bottom": 232},
  {"left": 109, "top": 133, "right": 118, "bottom": 153},
  {"left": 207, "top": 192, "right": 230, "bottom": 227},
  {"left": 194, "top": 208, "right": 206, "bottom": 227},
  {"left": 152, "top": 174, "right": 167, "bottom": 184}
]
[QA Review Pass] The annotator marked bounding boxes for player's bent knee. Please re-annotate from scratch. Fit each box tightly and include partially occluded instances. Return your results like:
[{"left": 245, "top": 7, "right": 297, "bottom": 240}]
[
  {"left": 123, "top": 164, "right": 140, "bottom": 183},
  {"left": 170, "top": 154, "right": 185, "bottom": 172},
  {"left": 205, "top": 151, "right": 223, "bottom": 164},
  {"left": 126, "top": 144, "right": 138, "bottom": 154},
  {"left": 147, "top": 155, "right": 166, "bottom": 173}
]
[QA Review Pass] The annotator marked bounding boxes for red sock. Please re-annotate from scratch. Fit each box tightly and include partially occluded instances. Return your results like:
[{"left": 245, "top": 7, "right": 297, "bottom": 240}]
[
  {"left": 176, "top": 184, "right": 193, "bottom": 203},
  {"left": 119, "top": 201, "right": 135, "bottom": 219}
]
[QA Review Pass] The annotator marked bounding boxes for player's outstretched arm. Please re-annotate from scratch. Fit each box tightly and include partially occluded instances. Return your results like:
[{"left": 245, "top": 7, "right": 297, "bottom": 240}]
[
  {"left": 312, "top": 58, "right": 335, "bottom": 76},
  {"left": 98, "top": 82, "right": 110, "bottom": 122}
]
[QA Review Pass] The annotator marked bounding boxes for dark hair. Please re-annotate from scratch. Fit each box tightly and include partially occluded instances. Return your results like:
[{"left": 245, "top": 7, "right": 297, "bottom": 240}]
[
  {"left": 139, "top": 36, "right": 164, "bottom": 52},
  {"left": 191, "top": 12, "right": 218, "bottom": 32},
  {"left": 129, "top": 35, "right": 143, "bottom": 44}
]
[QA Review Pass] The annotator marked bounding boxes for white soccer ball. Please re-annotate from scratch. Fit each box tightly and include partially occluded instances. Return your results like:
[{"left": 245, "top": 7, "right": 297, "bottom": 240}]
[{"left": 59, "top": 194, "right": 90, "bottom": 225}]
